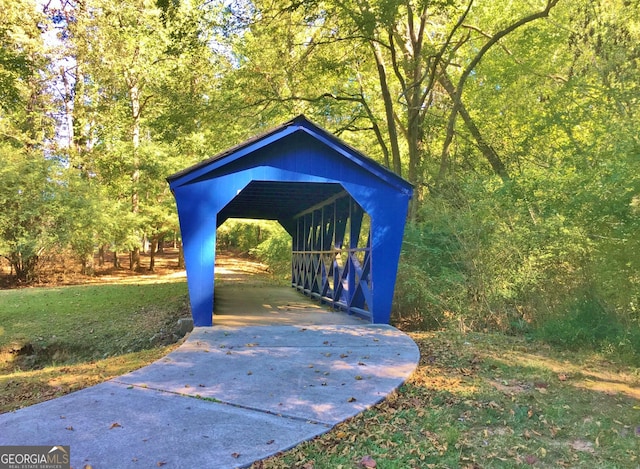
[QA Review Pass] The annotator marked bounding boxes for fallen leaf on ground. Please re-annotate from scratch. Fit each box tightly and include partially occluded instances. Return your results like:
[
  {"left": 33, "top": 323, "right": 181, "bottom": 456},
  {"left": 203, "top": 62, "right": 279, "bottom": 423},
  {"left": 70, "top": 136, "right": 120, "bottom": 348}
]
[
  {"left": 359, "top": 455, "right": 377, "bottom": 467},
  {"left": 570, "top": 439, "right": 595, "bottom": 453}
]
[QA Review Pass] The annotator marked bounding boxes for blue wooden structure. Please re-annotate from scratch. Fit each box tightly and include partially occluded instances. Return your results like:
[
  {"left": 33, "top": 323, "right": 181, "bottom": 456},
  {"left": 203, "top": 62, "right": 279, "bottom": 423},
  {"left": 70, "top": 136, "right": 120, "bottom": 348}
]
[{"left": 167, "top": 116, "right": 413, "bottom": 326}]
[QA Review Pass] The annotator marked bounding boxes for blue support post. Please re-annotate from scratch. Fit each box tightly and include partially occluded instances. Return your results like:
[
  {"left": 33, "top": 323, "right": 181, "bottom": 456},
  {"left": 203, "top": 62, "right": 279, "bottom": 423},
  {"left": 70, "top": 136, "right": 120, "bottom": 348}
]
[{"left": 173, "top": 186, "right": 217, "bottom": 326}]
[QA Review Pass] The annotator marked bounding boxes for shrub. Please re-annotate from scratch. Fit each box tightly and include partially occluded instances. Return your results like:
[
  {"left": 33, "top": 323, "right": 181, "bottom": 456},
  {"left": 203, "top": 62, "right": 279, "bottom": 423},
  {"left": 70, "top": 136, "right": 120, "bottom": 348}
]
[
  {"left": 250, "top": 229, "right": 291, "bottom": 279},
  {"left": 217, "top": 219, "right": 292, "bottom": 278},
  {"left": 535, "top": 292, "right": 640, "bottom": 364}
]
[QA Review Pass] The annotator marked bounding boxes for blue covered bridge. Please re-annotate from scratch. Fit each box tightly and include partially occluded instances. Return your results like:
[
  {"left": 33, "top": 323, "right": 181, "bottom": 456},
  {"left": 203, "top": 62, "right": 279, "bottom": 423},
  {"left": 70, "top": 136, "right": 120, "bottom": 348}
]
[{"left": 167, "top": 116, "right": 413, "bottom": 327}]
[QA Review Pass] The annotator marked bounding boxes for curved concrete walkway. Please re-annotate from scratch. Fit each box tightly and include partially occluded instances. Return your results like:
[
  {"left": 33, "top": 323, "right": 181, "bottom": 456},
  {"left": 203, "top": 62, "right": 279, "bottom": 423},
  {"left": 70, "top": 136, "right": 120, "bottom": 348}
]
[{"left": 0, "top": 324, "right": 419, "bottom": 468}]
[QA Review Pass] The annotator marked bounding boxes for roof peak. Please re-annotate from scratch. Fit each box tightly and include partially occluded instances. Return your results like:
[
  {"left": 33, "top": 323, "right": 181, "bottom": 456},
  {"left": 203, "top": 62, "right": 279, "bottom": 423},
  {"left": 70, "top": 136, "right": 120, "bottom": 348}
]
[{"left": 167, "top": 115, "right": 412, "bottom": 195}]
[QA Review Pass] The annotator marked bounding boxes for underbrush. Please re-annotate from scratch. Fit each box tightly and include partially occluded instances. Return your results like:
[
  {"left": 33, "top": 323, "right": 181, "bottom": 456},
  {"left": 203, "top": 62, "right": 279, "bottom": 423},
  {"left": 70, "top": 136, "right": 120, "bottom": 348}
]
[
  {"left": 534, "top": 293, "right": 640, "bottom": 365},
  {"left": 391, "top": 191, "right": 640, "bottom": 365}
]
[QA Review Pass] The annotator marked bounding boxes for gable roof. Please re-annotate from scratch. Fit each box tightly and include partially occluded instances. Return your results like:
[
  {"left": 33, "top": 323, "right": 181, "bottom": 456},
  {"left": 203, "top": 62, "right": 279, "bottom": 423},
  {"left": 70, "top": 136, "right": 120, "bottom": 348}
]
[{"left": 166, "top": 115, "right": 412, "bottom": 196}]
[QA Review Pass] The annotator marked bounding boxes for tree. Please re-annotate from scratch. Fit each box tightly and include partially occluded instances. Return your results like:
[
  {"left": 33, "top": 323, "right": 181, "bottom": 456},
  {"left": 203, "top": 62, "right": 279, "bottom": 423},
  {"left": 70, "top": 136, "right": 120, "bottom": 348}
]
[
  {"left": 47, "top": 0, "right": 226, "bottom": 270},
  {"left": 227, "top": 0, "right": 560, "bottom": 195},
  {"left": 0, "top": 0, "right": 61, "bottom": 282}
]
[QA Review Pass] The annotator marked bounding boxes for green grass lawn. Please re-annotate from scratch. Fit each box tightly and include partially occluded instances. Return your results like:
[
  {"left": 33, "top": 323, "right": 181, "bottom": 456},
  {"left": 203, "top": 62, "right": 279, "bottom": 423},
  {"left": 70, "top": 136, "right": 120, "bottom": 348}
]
[{"left": 0, "top": 278, "right": 189, "bottom": 413}]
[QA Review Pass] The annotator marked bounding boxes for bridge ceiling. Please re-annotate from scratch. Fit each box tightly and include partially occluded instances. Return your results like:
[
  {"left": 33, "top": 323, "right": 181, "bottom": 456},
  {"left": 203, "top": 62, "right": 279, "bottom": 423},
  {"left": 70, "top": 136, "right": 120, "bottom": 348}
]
[{"left": 218, "top": 181, "right": 345, "bottom": 222}]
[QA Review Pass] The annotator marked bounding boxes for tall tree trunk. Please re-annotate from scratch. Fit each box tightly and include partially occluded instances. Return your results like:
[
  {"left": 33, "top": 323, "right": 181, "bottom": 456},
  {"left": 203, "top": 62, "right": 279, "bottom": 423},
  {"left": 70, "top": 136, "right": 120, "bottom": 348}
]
[
  {"left": 61, "top": 65, "right": 75, "bottom": 149},
  {"left": 81, "top": 253, "right": 94, "bottom": 275},
  {"left": 149, "top": 235, "right": 158, "bottom": 272},
  {"left": 98, "top": 245, "right": 105, "bottom": 266},
  {"left": 371, "top": 42, "right": 403, "bottom": 176},
  {"left": 128, "top": 66, "right": 141, "bottom": 271},
  {"left": 438, "top": 73, "right": 509, "bottom": 183},
  {"left": 177, "top": 240, "right": 184, "bottom": 269}
]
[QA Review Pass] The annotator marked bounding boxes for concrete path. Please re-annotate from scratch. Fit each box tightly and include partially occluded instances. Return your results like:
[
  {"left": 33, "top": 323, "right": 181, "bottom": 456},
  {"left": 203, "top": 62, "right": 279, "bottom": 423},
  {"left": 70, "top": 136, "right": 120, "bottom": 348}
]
[
  {"left": 213, "top": 284, "right": 369, "bottom": 326},
  {"left": 0, "top": 324, "right": 419, "bottom": 468}
]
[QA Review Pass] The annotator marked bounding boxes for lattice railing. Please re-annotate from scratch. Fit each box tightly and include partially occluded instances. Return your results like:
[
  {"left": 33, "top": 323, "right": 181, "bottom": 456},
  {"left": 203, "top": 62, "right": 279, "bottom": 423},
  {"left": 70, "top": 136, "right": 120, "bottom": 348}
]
[{"left": 291, "top": 193, "right": 372, "bottom": 319}]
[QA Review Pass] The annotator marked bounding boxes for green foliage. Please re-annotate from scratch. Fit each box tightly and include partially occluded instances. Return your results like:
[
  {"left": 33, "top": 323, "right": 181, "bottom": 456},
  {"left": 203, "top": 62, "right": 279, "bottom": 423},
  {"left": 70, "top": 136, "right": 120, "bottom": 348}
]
[
  {"left": 538, "top": 294, "right": 622, "bottom": 349},
  {"left": 0, "top": 150, "right": 62, "bottom": 282},
  {"left": 535, "top": 293, "right": 640, "bottom": 364},
  {"left": 388, "top": 0, "right": 639, "bottom": 346},
  {"left": 393, "top": 212, "right": 466, "bottom": 330},
  {"left": 217, "top": 219, "right": 268, "bottom": 254},
  {"left": 394, "top": 169, "right": 626, "bottom": 334},
  {"left": 217, "top": 219, "right": 291, "bottom": 278},
  {"left": 250, "top": 229, "right": 292, "bottom": 279}
]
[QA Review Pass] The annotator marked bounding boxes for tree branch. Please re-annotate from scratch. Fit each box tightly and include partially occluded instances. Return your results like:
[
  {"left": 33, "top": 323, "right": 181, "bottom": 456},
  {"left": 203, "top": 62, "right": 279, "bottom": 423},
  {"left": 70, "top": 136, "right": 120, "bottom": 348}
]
[
  {"left": 438, "top": 0, "right": 561, "bottom": 183},
  {"left": 456, "top": 0, "right": 560, "bottom": 94}
]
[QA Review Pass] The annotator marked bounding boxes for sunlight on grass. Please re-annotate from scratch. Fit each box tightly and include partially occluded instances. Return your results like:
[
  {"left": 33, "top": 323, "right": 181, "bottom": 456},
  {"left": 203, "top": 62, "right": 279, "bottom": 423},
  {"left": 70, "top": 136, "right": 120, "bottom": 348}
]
[
  {"left": 0, "top": 276, "right": 191, "bottom": 417},
  {"left": 487, "top": 349, "right": 640, "bottom": 400},
  {"left": 409, "top": 365, "right": 479, "bottom": 396},
  {"left": 0, "top": 346, "right": 177, "bottom": 413}
]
